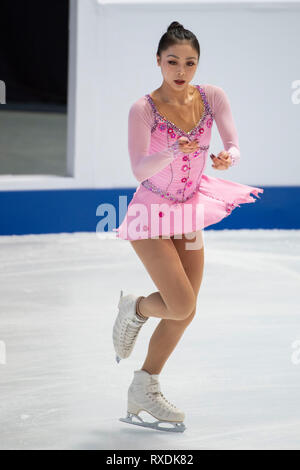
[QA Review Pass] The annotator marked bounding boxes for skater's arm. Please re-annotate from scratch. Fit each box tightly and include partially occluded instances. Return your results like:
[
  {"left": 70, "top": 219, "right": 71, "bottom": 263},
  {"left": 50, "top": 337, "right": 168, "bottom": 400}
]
[
  {"left": 128, "top": 100, "right": 181, "bottom": 183},
  {"left": 212, "top": 86, "right": 241, "bottom": 167}
]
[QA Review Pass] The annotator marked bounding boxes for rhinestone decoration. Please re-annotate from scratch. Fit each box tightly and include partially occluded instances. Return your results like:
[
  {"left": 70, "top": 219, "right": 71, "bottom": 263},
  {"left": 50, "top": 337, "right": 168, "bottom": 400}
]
[
  {"left": 158, "top": 122, "right": 167, "bottom": 132},
  {"left": 139, "top": 86, "right": 237, "bottom": 211},
  {"left": 197, "top": 187, "right": 240, "bottom": 214},
  {"left": 140, "top": 178, "right": 239, "bottom": 213},
  {"left": 146, "top": 85, "right": 215, "bottom": 137},
  {"left": 206, "top": 118, "right": 213, "bottom": 128},
  {"left": 141, "top": 179, "right": 200, "bottom": 204}
]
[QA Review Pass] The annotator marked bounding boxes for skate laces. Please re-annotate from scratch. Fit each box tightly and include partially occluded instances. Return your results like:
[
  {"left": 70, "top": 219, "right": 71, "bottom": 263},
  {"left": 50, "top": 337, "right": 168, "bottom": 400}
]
[
  {"left": 122, "top": 319, "right": 143, "bottom": 351},
  {"left": 146, "top": 382, "right": 177, "bottom": 409}
]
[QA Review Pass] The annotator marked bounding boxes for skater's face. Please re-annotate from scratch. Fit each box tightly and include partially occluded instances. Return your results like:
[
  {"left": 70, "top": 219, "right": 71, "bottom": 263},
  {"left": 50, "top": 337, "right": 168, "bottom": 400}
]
[{"left": 156, "top": 43, "right": 199, "bottom": 90}]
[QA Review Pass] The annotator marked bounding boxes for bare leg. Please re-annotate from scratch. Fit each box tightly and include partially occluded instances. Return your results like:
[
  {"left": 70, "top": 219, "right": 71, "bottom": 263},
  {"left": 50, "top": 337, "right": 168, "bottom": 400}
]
[
  {"left": 135, "top": 292, "right": 172, "bottom": 320},
  {"left": 140, "top": 231, "right": 205, "bottom": 375},
  {"left": 130, "top": 237, "right": 196, "bottom": 321},
  {"left": 140, "top": 308, "right": 197, "bottom": 375}
]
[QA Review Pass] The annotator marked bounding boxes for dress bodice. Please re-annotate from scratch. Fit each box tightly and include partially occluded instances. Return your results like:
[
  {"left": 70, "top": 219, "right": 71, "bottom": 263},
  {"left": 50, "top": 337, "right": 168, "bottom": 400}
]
[{"left": 142, "top": 86, "right": 214, "bottom": 205}]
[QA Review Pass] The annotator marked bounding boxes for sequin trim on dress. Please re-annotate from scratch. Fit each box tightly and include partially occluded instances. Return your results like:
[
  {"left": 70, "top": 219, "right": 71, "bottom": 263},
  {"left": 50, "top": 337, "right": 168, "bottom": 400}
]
[
  {"left": 196, "top": 186, "right": 240, "bottom": 214},
  {"left": 145, "top": 85, "right": 214, "bottom": 137},
  {"left": 141, "top": 178, "right": 203, "bottom": 205},
  {"left": 141, "top": 177, "right": 240, "bottom": 215}
]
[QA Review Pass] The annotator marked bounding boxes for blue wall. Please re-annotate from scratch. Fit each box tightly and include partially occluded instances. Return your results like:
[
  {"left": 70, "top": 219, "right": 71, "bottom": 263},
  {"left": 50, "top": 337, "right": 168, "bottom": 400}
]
[{"left": 0, "top": 186, "right": 299, "bottom": 236}]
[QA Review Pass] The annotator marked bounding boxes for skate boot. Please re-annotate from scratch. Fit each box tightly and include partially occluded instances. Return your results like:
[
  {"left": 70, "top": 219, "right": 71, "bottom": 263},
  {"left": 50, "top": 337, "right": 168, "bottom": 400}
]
[
  {"left": 119, "top": 369, "right": 186, "bottom": 432},
  {"left": 113, "top": 290, "right": 148, "bottom": 363}
]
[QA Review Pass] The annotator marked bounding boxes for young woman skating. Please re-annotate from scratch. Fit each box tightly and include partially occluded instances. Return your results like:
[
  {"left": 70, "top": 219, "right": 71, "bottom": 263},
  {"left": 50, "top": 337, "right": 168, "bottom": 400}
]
[{"left": 113, "top": 21, "right": 264, "bottom": 432}]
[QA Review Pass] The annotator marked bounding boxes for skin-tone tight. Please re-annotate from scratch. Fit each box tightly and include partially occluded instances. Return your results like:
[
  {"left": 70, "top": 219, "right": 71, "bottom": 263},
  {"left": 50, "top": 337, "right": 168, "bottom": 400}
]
[{"left": 130, "top": 230, "right": 205, "bottom": 375}]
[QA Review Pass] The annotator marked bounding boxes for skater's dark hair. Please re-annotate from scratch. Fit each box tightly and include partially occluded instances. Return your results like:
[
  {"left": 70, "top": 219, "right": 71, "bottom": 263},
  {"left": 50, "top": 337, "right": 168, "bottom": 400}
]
[{"left": 156, "top": 21, "right": 200, "bottom": 60}]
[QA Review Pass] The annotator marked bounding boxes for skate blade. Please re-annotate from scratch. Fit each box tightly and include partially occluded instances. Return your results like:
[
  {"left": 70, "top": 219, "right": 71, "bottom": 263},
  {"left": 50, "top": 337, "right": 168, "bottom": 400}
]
[
  {"left": 115, "top": 355, "right": 121, "bottom": 363},
  {"left": 119, "top": 412, "right": 186, "bottom": 433}
]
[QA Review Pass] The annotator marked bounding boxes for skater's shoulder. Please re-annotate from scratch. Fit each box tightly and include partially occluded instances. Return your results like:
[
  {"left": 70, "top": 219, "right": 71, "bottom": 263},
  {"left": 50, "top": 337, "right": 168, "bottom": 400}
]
[
  {"left": 128, "top": 95, "right": 154, "bottom": 122},
  {"left": 200, "top": 83, "right": 225, "bottom": 95},
  {"left": 199, "top": 83, "right": 231, "bottom": 113}
]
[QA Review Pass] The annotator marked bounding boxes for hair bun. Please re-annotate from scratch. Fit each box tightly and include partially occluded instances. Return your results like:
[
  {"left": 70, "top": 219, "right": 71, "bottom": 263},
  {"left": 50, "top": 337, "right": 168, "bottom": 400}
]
[{"left": 167, "top": 21, "right": 184, "bottom": 33}]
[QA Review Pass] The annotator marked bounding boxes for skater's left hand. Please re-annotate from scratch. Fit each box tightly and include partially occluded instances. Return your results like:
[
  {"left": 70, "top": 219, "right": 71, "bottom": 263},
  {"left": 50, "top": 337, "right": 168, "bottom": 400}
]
[{"left": 210, "top": 151, "right": 232, "bottom": 170}]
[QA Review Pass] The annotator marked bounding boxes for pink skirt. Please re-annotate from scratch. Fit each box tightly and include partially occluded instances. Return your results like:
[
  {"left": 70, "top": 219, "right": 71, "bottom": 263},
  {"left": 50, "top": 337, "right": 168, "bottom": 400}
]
[{"left": 113, "top": 173, "right": 264, "bottom": 241}]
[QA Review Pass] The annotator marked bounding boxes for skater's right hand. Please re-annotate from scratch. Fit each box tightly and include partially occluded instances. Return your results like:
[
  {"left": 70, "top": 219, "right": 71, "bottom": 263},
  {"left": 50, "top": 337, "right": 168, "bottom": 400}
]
[{"left": 177, "top": 136, "right": 200, "bottom": 155}]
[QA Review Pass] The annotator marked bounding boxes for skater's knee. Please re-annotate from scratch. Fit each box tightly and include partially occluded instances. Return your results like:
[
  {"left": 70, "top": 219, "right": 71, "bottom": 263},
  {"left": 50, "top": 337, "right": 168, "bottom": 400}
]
[
  {"left": 170, "top": 291, "right": 196, "bottom": 321},
  {"left": 181, "top": 307, "right": 196, "bottom": 324}
]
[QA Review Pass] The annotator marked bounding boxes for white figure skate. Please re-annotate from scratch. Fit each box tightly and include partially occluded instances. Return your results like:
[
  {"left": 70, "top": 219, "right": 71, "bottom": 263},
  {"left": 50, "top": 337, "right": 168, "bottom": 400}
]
[
  {"left": 119, "top": 369, "right": 186, "bottom": 433},
  {"left": 113, "top": 290, "right": 148, "bottom": 363}
]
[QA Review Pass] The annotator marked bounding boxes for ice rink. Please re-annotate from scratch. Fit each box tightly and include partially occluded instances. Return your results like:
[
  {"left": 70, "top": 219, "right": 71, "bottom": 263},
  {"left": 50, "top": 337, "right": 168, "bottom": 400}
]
[{"left": 0, "top": 229, "right": 299, "bottom": 450}]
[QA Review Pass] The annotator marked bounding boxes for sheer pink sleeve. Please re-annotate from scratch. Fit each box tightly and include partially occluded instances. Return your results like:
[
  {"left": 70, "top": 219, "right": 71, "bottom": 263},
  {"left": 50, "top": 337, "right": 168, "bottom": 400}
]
[
  {"left": 128, "top": 99, "right": 181, "bottom": 183},
  {"left": 205, "top": 85, "right": 241, "bottom": 167}
]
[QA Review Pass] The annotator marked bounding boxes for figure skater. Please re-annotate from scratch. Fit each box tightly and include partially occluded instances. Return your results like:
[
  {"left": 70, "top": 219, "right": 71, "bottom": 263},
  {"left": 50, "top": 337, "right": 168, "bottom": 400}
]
[{"left": 112, "top": 21, "right": 264, "bottom": 432}]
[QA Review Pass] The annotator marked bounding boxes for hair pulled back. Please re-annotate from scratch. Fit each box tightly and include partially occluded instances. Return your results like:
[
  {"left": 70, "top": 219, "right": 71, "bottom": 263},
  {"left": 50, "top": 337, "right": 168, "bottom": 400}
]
[{"left": 157, "top": 21, "right": 200, "bottom": 60}]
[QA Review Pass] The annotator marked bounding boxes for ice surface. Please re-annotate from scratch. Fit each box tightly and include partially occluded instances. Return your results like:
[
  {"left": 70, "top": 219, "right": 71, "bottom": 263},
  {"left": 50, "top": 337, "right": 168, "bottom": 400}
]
[{"left": 0, "top": 229, "right": 299, "bottom": 450}]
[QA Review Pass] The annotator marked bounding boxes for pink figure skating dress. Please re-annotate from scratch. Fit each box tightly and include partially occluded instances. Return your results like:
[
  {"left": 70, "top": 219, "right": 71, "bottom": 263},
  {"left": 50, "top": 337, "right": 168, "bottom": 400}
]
[{"left": 114, "top": 84, "right": 264, "bottom": 240}]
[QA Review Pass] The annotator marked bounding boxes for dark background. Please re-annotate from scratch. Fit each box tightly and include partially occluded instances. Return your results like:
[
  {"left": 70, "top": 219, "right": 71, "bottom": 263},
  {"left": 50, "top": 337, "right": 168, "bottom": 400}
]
[{"left": 0, "top": 0, "right": 69, "bottom": 110}]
